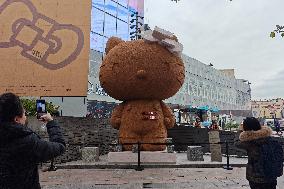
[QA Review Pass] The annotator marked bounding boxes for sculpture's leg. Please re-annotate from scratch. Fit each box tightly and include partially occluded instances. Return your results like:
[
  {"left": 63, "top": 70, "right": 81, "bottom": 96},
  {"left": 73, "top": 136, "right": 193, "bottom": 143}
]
[
  {"left": 141, "top": 137, "right": 166, "bottom": 151},
  {"left": 119, "top": 135, "right": 141, "bottom": 151}
]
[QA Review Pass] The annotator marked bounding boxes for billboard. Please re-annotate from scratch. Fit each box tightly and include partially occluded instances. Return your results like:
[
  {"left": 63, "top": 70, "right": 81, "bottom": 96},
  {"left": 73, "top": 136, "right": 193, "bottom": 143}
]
[{"left": 0, "top": 0, "right": 91, "bottom": 96}]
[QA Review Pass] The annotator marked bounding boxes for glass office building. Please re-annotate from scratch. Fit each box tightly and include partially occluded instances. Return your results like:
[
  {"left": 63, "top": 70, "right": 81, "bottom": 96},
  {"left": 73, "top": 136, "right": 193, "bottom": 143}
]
[
  {"left": 87, "top": 0, "right": 145, "bottom": 117},
  {"left": 91, "top": 0, "right": 144, "bottom": 53}
]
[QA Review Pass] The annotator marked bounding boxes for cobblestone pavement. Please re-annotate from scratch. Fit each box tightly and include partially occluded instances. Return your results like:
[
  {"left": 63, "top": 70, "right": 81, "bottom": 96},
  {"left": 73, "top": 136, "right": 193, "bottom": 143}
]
[{"left": 40, "top": 168, "right": 284, "bottom": 189}]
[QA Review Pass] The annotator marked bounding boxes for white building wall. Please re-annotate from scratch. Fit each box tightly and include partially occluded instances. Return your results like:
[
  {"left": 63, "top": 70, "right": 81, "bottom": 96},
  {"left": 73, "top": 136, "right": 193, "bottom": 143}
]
[
  {"left": 42, "top": 97, "right": 87, "bottom": 117},
  {"left": 165, "top": 55, "right": 251, "bottom": 110}
]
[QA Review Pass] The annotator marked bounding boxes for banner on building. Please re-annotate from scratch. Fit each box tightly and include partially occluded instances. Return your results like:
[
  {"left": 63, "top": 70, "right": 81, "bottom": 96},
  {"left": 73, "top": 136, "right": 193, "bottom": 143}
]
[{"left": 0, "top": 0, "right": 91, "bottom": 96}]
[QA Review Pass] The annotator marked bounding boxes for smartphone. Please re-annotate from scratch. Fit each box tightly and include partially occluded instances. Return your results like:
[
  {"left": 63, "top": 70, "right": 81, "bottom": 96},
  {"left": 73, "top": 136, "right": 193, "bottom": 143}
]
[{"left": 36, "top": 99, "right": 47, "bottom": 119}]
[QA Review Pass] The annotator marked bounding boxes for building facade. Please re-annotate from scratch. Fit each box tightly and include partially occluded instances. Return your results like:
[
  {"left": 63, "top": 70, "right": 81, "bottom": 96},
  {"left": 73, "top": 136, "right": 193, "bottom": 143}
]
[
  {"left": 252, "top": 98, "right": 284, "bottom": 119},
  {"left": 88, "top": 51, "right": 252, "bottom": 112},
  {"left": 165, "top": 55, "right": 251, "bottom": 111}
]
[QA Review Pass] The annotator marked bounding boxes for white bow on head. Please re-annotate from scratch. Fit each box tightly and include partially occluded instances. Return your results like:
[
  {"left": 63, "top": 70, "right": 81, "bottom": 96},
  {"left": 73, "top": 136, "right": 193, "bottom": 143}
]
[{"left": 141, "top": 26, "right": 183, "bottom": 57}]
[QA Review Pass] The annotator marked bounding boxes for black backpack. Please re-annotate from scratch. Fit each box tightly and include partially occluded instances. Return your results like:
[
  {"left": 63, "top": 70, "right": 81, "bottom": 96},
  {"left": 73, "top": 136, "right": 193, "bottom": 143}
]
[{"left": 261, "top": 139, "right": 283, "bottom": 178}]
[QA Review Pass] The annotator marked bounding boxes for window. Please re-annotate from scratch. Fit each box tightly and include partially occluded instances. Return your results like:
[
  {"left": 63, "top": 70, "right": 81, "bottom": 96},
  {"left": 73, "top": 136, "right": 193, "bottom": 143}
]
[
  {"left": 91, "top": 8, "right": 104, "bottom": 35},
  {"left": 104, "top": 14, "right": 117, "bottom": 37},
  {"left": 117, "top": 0, "right": 128, "bottom": 8},
  {"left": 117, "top": 20, "right": 129, "bottom": 40},
  {"left": 117, "top": 5, "right": 128, "bottom": 22},
  {"left": 105, "top": 0, "right": 118, "bottom": 16},
  {"left": 92, "top": 0, "right": 104, "bottom": 10},
  {"left": 90, "top": 33, "right": 105, "bottom": 52}
]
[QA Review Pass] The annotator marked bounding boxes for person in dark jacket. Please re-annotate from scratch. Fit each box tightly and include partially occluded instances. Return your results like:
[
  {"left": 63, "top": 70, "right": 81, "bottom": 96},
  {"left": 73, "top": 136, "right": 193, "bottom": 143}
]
[
  {"left": 274, "top": 119, "right": 282, "bottom": 135},
  {"left": 235, "top": 117, "right": 278, "bottom": 189},
  {"left": 0, "top": 93, "right": 65, "bottom": 189}
]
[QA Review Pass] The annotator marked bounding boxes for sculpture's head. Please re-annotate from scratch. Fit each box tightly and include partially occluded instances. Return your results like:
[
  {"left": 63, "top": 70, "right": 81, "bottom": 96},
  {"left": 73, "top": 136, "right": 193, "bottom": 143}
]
[{"left": 99, "top": 26, "right": 185, "bottom": 101}]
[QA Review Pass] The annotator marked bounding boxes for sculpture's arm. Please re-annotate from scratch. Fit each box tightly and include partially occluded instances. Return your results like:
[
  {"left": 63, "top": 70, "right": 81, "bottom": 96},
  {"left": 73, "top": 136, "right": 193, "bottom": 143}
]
[
  {"left": 160, "top": 101, "right": 175, "bottom": 129},
  {"left": 110, "top": 103, "right": 125, "bottom": 130}
]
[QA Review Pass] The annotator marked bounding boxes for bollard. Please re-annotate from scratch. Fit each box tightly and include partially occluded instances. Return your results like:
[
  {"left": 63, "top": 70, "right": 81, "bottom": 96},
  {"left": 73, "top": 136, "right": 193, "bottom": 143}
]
[
  {"left": 47, "top": 159, "right": 57, "bottom": 171},
  {"left": 223, "top": 141, "right": 233, "bottom": 170},
  {"left": 135, "top": 142, "right": 144, "bottom": 171},
  {"left": 166, "top": 138, "right": 174, "bottom": 153}
]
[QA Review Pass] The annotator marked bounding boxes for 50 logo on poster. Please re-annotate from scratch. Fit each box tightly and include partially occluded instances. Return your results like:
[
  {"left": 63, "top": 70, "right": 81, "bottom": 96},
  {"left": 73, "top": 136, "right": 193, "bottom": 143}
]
[{"left": 0, "top": 0, "right": 84, "bottom": 70}]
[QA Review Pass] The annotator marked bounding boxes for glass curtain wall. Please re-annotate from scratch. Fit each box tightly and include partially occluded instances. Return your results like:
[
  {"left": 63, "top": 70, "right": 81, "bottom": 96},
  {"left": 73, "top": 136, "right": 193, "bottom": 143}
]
[{"left": 91, "top": 0, "right": 144, "bottom": 53}]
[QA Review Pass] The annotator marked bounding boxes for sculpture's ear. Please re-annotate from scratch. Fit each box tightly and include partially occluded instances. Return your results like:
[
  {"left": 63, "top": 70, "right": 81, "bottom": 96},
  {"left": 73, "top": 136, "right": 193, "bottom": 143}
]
[{"left": 105, "top": 37, "right": 125, "bottom": 54}]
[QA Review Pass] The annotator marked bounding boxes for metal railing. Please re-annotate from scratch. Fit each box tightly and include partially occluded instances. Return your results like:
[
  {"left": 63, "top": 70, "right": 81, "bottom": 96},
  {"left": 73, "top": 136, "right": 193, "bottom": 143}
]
[
  {"left": 46, "top": 141, "right": 237, "bottom": 171},
  {"left": 114, "top": 141, "right": 234, "bottom": 171}
]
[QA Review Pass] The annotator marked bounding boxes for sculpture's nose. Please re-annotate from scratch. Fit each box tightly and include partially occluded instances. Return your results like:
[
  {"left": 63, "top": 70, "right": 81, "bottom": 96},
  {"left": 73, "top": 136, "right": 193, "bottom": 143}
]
[{"left": 136, "top": 69, "right": 147, "bottom": 80}]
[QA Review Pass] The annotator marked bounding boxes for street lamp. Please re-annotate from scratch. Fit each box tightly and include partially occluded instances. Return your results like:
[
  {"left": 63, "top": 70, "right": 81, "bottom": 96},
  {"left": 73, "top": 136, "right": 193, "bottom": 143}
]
[
  {"left": 129, "top": 12, "right": 144, "bottom": 40},
  {"left": 130, "top": 19, "right": 135, "bottom": 24}
]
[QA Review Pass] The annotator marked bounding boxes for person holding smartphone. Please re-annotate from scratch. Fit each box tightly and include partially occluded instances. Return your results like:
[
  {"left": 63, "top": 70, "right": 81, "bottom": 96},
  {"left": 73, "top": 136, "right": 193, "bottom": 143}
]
[{"left": 0, "top": 93, "right": 65, "bottom": 189}]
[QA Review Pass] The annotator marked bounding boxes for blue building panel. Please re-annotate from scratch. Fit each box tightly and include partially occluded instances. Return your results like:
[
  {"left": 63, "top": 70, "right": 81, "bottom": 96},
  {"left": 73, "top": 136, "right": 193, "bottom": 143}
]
[
  {"left": 104, "top": 14, "right": 117, "bottom": 37},
  {"left": 91, "top": 0, "right": 144, "bottom": 53},
  {"left": 117, "top": 20, "right": 129, "bottom": 40},
  {"left": 90, "top": 33, "right": 105, "bottom": 52},
  {"left": 105, "top": 0, "right": 118, "bottom": 16},
  {"left": 91, "top": 8, "right": 104, "bottom": 35}
]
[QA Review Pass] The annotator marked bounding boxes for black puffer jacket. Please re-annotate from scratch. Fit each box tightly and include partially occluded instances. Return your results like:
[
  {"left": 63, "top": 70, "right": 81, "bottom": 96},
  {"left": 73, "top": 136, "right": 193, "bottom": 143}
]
[
  {"left": 0, "top": 120, "right": 65, "bottom": 189},
  {"left": 235, "top": 126, "right": 277, "bottom": 183}
]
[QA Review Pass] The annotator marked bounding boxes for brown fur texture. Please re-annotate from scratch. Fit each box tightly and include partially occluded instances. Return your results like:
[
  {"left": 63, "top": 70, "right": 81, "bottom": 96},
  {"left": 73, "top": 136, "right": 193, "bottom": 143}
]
[
  {"left": 99, "top": 37, "right": 185, "bottom": 151},
  {"left": 239, "top": 126, "right": 272, "bottom": 142},
  {"left": 105, "top": 37, "right": 124, "bottom": 55}
]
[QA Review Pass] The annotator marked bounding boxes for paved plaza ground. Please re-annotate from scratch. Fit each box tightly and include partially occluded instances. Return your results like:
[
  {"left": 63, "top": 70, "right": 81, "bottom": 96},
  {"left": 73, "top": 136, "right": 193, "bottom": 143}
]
[
  {"left": 40, "top": 168, "right": 284, "bottom": 189},
  {"left": 39, "top": 153, "right": 284, "bottom": 189}
]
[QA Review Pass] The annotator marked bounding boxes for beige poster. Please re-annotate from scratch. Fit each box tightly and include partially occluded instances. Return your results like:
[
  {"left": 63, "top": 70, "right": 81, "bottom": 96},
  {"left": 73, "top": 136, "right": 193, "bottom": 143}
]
[{"left": 0, "top": 0, "right": 91, "bottom": 96}]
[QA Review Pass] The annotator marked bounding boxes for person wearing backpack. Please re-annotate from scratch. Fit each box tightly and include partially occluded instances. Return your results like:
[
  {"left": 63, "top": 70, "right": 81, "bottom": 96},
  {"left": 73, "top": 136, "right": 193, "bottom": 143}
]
[
  {"left": 235, "top": 117, "right": 283, "bottom": 189},
  {"left": 274, "top": 119, "right": 282, "bottom": 136}
]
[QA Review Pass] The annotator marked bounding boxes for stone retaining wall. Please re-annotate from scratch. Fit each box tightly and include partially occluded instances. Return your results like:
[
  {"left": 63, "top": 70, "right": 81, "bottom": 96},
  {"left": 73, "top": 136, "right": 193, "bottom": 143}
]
[
  {"left": 28, "top": 117, "right": 118, "bottom": 163},
  {"left": 28, "top": 117, "right": 284, "bottom": 164}
]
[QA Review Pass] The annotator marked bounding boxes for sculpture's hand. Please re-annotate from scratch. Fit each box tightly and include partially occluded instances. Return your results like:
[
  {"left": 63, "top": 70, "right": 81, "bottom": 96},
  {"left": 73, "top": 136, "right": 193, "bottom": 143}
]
[
  {"left": 165, "top": 117, "right": 171, "bottom": 126},
  {"left": 110, "top": 103, "right": 125, "bottom": 130},
  {"left": 164, "top": 117, "right": 175, "bottom": 129},
  {"left": 111, "top": 117, "right": 121, "bottom": 130}
]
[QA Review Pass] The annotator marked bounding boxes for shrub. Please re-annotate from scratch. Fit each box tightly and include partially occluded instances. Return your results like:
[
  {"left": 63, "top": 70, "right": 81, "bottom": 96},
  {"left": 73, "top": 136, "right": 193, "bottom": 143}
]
[
  {"left": 224, "top": 121, "right": 239, "bottom": 130},
  {"left": 20, "top": 98, "right": 59, "bottom": 116}
]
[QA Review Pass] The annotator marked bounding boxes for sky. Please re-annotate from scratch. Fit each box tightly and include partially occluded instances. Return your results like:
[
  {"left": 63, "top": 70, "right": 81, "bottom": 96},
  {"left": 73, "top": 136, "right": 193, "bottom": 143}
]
[{"left": 144, "top": 0, "right": 284, "bottom": 100}]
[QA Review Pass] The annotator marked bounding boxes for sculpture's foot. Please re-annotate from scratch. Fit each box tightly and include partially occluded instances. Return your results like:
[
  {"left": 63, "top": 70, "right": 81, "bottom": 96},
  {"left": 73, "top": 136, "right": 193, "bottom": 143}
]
[
  {"left": 121, "top": 143, "right": 166, "bottom": 151},
  {"left": 122, "top": 145, "right": 133, "bottom": 151},
  {"left": 141, "top": 144, "right": 166, "bottom": 151}
]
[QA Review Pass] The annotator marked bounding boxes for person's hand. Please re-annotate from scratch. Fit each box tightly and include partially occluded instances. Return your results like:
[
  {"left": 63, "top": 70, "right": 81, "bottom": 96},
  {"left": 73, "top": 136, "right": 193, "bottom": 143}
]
[{"left": 40, "top": 113, "right": 53, "bottom": 123}]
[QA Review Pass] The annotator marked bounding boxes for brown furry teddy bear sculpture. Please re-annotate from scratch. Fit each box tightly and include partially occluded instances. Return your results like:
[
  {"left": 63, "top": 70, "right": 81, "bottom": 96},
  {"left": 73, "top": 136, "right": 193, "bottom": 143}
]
[{"left": 99, "top": 26, "right": 185, "bottom": 151}]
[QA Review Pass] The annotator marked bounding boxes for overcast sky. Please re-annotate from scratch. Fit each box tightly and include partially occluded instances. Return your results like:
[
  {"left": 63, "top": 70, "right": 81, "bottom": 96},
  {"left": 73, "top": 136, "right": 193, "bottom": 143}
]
[{"left": 144, "top": 0, "right": 284, "bottom": 100}]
